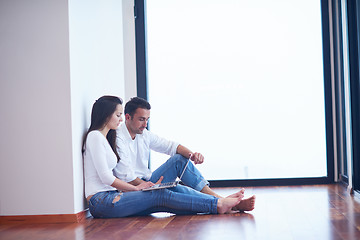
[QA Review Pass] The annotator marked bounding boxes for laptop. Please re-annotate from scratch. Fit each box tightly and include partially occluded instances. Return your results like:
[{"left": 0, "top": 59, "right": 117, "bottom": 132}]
[{"left": 142, "top": 157, "right": 190, "bottom": 191}]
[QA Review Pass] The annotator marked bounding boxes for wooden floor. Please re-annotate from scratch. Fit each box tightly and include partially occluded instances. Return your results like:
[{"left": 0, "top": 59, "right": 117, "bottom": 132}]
[{"left": 1, "top": 184, "right": 360, "bottom": 240}]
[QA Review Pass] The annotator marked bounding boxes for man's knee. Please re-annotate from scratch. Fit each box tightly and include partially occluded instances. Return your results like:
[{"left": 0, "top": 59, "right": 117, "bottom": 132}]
[
  {"left": 165, "top": 154, "right": 188, "bottom": 169},
  {"left": 169, "top": 154, "right": 188, "bottom": 164}
]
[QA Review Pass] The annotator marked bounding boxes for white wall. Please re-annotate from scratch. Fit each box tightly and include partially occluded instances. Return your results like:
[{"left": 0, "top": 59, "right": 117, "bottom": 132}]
[
  {"left": 0, "top": 0, "right": 134, "bottom": 215},
  {"left": 0, "top": 0, "right": 74, "bottom": 215},
  {"left": 68, "top": 0, "right": 127, "bottom": 214},
  {"left": 122, "top": 0, "right": 138, "bottom": 101}
]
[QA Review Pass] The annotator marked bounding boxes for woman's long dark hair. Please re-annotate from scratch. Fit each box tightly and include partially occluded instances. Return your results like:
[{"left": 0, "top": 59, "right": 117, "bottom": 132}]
[{"left": 82, "top": 96, "right": 123, "bottom": 162}]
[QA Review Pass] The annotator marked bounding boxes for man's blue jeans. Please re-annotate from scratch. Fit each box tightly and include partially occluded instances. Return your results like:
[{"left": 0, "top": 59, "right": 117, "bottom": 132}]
[{"left": 149, "top": 154, "right": 209, "bottom": 192}]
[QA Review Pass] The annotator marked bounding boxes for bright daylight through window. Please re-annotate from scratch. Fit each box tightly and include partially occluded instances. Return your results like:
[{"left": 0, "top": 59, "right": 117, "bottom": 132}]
[{"left": 146, "top": 0, "right": 327, "bottom": 180}]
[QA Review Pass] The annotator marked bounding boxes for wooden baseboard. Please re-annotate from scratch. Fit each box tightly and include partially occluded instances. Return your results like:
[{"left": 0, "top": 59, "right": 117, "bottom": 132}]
[
  {"left": 353, "top": 189, "right": 360, "bottom": 199},
  {"left": 0, "top": 209, "right": 89, "bottom": 224}
]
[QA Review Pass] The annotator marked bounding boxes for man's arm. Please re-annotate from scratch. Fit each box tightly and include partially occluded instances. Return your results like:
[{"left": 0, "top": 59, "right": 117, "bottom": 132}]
[
  {"left": 176, "top": 144, "right": 204, "bottom": 165},
  {"left": 176, "top": 144, "right": 193, "bottom": 158},
  {"left": 147, "top": 130, "right": 204, "bottom": 164}
]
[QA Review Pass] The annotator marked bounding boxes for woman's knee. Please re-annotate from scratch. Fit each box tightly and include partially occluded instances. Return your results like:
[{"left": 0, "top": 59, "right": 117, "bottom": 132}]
[{"left": 161, "top": 188, "right": 176, "bottom": 198}]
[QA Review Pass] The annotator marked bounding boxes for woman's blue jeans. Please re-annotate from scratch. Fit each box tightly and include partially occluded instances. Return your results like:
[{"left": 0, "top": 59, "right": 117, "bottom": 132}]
[
  {"left": 89, "top": 187, "right": 218, "bottom": 218},
  {"left": 89, "top": 155, "right": 217, "bottom": 218}
]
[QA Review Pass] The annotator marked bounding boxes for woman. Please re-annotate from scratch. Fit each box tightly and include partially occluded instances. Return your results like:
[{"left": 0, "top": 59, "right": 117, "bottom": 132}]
[{"left": 83, "top": 95, "right": 243, "bottom": 218}]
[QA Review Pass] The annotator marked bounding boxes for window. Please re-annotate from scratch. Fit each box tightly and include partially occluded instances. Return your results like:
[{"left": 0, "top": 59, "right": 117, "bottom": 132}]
[{"left": 136, "top": 0, "right": 333, "bottom": 183}]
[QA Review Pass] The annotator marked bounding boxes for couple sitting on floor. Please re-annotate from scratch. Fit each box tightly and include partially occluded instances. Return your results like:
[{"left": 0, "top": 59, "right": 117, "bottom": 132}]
[{"left": 83, "top": 96, "right": 255, "bottom": 218}]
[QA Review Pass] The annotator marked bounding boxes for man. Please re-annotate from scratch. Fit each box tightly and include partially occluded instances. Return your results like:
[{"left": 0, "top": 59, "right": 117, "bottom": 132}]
[{"left": 114, "top": 97, "right": 255, "bottom": 212}]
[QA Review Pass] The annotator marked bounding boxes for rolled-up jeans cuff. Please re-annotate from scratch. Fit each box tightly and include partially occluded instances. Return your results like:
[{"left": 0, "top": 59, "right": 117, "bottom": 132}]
[
  {"left": 213, "top": 198, "right": 219, "bottom": 214},
  {"left": 194, "top": 179, "right": 209, "bottom": 191}
]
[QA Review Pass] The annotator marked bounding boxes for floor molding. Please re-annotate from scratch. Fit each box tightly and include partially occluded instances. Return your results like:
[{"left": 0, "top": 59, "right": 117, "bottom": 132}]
[{"left": 0, "top": 209, "right": 89, "bottom": 224}]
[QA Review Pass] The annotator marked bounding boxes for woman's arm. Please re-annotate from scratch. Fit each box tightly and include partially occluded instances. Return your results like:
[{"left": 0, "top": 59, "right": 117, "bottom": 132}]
[
  {"left": 111, "top": 178, "right": 154, "bottom": 191},
  {"left": 128, "top": 175, "right": 164, "bottom": 186},
  {"left": 128, "top": 177, "right": 146, "bottom": 186},
  {"left": 111, "top": 175, "right": 163, "bottom": 191},
  {"left": 111, "top": 175, "right": 165, "bottom": 191}
]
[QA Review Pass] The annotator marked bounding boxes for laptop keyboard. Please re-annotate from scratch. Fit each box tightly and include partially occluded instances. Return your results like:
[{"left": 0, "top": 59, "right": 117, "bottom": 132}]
[{"left": 154, "top": 182, "right": 176, "bottom": 187}]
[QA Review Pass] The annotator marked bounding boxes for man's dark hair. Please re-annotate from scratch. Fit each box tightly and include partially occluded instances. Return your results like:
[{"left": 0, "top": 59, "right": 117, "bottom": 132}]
[{"left": 125, "top": 97, "right": 151, "bottom": 117}]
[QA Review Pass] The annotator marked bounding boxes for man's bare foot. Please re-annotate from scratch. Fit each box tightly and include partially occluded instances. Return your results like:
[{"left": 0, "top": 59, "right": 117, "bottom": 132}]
[{"left": 234, "top": 195, "right": 256, "bottom": 212}]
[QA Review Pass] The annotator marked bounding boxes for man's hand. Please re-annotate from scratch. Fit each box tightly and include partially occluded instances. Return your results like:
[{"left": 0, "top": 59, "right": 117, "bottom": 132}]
[
  {"left": 154, "top": 176, "right": 164, "bottom": 185},
  {"left": 190, "top": 152, "right": 204, "bottom": 165}
]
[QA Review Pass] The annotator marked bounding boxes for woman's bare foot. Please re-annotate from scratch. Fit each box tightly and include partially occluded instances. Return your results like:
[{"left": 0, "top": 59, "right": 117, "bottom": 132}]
[
  {"left": 234, "top": 195, "right": 256, "bottom": 212},
  {"left": 217, "top": 197, "right": 242, "bottom": 214},
  {"left": 226, "top": 189, "right": 245, "bottom": 199}
]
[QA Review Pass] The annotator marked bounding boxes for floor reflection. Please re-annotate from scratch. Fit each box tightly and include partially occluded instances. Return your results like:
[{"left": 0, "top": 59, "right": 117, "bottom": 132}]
[{"left": 2, "top": 185, "right": 359, "bottom": 240}]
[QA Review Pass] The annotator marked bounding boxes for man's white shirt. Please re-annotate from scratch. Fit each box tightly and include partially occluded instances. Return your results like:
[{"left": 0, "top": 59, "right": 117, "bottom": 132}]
[{"left": 113, "top": 123, "right": 179, "bottom": 182}]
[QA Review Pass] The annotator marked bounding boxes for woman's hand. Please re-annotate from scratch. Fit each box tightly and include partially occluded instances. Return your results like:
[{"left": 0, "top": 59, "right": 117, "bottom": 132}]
[
  {"left": 135, "top": 176, "right": 164, "bottom": 191},
  {"left": 135, "top": 181, "right": 155, "bottom": 191}
]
